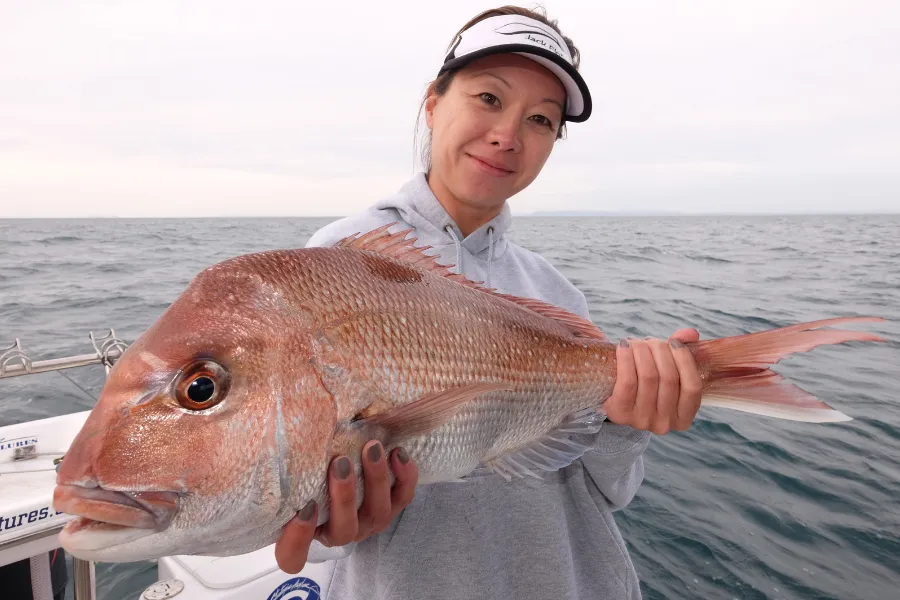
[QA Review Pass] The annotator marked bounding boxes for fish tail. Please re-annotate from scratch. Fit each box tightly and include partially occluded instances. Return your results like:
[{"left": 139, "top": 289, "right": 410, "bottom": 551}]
[{"left": 691, "top": 317, "right": 886, "bottom": 423}]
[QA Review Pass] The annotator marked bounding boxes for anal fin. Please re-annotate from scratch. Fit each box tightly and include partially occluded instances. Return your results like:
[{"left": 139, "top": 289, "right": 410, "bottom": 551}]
[{"left": 483, "top": 408, "right": 606, "bottom": 481}]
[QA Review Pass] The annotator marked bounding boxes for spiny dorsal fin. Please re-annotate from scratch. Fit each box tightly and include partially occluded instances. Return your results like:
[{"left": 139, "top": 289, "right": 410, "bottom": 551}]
[
  {"left": 336, "top": 223, "right": 456, "bottom": 278},
  {"left": 336, "top": 222, "right": 607, "bottom": 341}
]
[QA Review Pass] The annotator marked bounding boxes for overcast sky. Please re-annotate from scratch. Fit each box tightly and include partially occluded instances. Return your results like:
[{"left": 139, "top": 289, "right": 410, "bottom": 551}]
[{"left": 1, "top": 1, "right": 898, "bottom": 217}]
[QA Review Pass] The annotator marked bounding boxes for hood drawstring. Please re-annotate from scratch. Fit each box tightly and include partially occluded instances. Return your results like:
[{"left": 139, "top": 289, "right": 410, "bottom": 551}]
[
  {"left": 444, "top": 224, "right": 497, "bottom": 289},
  {"left": 444, "top": 225, "right": 463, "bottom": 275},
  {"left": 486, "top": 226, "right": 495, "bottom": 289}
]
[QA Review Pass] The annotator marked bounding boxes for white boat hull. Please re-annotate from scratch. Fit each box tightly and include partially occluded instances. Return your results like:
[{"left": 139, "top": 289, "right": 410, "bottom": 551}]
[
  {"left": 154, "top": 552, "right": 332, "bottom": 600},
  {"left": 0, "top": 411, "right": 334, "bottom": 599}
]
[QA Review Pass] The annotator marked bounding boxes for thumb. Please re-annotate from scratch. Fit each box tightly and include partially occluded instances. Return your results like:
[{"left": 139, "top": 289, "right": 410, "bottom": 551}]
[
  {"left": 669, "top": 328, "right": 700, "bottom": 343},
  {"left": 275, "top": 501, "right": 317, "bottom": 574}
]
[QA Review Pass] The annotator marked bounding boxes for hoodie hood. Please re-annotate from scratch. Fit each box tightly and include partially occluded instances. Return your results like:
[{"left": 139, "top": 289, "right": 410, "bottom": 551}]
[{"left": 372, "top": 173, "right": 511, "bottom": 286}]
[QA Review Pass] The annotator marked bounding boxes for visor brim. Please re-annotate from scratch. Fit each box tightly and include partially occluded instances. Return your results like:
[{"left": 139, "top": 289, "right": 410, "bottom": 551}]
[{"left": 439, "top": 44, "right": 592, "bottom": 123}]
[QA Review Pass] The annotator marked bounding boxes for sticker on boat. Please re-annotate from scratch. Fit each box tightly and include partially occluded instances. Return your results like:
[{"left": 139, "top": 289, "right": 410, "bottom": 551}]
[
  {"left": 267, "top": 576, "right": 321, "bottom": 600},
  {"left": 0, "top": 435, "right": 38, "bottom": 452},
  {"left": 0, "top": 505, "right": 64, "bottom": 533}
]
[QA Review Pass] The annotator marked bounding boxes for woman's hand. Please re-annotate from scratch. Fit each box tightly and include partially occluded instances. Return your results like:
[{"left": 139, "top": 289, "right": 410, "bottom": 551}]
[
  {"left": 605, "top": 329, "right": 703, "bottom": 434},
  {"left": 274, "top": 443, "right": 419, "bottom": 574}
]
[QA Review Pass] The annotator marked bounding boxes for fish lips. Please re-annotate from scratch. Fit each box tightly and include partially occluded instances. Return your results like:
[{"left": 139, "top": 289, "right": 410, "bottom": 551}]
[{"left": 54, "top": 484, "right": 179, "bottom": 532}]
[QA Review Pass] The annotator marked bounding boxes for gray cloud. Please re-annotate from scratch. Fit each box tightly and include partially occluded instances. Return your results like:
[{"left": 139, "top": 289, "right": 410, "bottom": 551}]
[{"left": 1, "top": 0, "right": 898, "bottom": 217}]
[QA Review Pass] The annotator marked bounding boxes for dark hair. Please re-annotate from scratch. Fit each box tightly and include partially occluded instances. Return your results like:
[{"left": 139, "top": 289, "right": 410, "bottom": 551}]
[{"left": 414, "top": 5, "right": 582, "bottom": 172}]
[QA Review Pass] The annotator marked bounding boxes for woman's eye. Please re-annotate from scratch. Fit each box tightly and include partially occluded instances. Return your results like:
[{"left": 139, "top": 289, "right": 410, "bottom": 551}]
[
  {"left": 531, "top": 114, "right": 555, "bottom": 129},
  {"left": 479, "top": 92, "right": 500, "bottom": 105}
]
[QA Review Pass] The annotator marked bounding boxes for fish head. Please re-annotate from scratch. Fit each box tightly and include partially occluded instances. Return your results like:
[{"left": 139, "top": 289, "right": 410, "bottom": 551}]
[{"left": 55, "top": 258, "right": 334, "bottom": 561}]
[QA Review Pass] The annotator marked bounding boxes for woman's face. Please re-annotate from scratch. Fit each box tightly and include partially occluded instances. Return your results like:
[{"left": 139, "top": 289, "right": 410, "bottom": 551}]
[{"left": 425, "top": 53, "right": 566, "bottom": 213}]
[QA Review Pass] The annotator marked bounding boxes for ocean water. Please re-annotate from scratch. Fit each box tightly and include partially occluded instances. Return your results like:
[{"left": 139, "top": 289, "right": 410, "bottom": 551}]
[{"left": 1, "top": 215, "right": 898, "bottom": 600}]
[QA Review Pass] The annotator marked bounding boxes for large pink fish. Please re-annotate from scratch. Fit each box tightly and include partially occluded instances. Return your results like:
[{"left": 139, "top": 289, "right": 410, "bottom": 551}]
[{"left": 53, "top": 223, "right": 886, "bottom": 562}]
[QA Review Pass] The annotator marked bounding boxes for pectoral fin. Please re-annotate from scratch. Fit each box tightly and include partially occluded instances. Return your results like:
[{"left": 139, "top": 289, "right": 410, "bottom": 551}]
[{"left": 360, "top": 382, "right": 512, "bottom": 442}]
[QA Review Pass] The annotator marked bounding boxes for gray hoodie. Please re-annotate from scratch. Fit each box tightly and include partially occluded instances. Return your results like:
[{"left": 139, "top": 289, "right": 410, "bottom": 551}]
[{"left": 304, "top": 173, "right": 650, "bottom": 599}]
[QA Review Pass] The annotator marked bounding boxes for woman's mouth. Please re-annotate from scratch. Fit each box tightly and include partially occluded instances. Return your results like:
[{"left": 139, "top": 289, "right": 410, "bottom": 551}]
[{"left": 468, "top": 154, "right": 514, "bottom": 176}]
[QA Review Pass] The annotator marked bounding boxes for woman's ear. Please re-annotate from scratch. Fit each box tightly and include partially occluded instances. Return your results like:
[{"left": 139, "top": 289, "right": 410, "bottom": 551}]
[{"left": 424, "top": 85, "right": 438, "bottom": 129}]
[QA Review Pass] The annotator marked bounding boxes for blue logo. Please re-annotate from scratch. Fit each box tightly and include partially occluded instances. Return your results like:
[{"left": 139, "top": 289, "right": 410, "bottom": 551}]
[{"left": 267, "top": 576, "right": 321, "bottom": 600}]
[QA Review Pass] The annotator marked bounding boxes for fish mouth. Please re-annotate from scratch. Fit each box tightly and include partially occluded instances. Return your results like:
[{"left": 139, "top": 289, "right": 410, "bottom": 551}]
[{"left": 54, "top": 484, "right": 179, "bottom": 532}]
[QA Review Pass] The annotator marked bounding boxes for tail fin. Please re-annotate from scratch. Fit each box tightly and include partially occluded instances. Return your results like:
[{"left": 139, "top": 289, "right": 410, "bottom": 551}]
[{"left": 693, "top": 317, "right": 886, "bottom": 423}]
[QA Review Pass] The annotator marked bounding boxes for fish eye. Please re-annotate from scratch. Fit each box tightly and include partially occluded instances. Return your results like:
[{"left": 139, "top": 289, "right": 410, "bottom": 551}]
[
  {"left": 188, "top": 376, "right": 215, "bottom": 403},
  {"left": 175, "top": 361, "right": 229, "bottom": 411}
]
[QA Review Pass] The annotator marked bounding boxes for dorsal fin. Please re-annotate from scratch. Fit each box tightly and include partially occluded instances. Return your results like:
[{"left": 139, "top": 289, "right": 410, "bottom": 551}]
[
  {"left": 337, "top": 223, "right": 456, "bottom": 277},
  {"left": 335, "top": 222, "right": 607, "bottom": 341}
]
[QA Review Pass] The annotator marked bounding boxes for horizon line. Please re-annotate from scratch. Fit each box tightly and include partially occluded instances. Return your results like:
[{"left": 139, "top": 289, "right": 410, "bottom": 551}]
[{"left": 2, "top": 211, "right": 899, "bottom": 220}]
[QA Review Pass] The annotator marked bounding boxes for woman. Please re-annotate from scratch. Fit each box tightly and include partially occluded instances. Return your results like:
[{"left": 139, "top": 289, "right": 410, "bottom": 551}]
[{"left": 275, "top": 6, "right": 702, "bottom": 599}]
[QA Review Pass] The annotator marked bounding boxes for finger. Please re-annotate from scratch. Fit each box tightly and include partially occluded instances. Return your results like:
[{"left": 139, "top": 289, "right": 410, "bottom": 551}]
[
  {"left": 275, "top": 501, "right": 317, "bottom": 574},
  {"left": 629, "top": 339, "right": 659, "bottom": 431},
  {"left": 646, "top": 339, "right": 680, "bottom": 434},
  {"left": 670, "top": 338, "right": 703, "bottom": 430},
  {"left": 389, "top": 447, "right": 419, "bottom": 521},
  {"left": 670, "top": 328, "right": 700, "bottom": 343},
  {"left": 316, "top": 456, "right": 358, "bottom": 547},
  {"left": 605, "top": 339, "right": 637, "bottom": 424},
  {"left": 356, "top": 441, "right": 392, "bottom": 540}
]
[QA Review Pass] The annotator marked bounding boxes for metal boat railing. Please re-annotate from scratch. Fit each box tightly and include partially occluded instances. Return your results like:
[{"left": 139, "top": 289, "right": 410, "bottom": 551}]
[
  {"left": 0, "top": 329, "right": 131, "bottom": 600},
  {"left": 1, "top": 329, "right": 127, "bottom": 379}
]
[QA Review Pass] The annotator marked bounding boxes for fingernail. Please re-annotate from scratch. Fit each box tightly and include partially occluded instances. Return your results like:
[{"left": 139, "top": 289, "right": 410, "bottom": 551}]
[
  {"left": 396, "top": 447, "right": 410, "bottom": 464},
  {"left": 669, "top": 338, "right": 685, "bottom": 349},
  {"left": 619, "top": 339, "right": 630, "bottom": 348},
  {"left": 334, "top": 456, "right": 351, "bottom": 480},
  {"left": 367, "top": 442, "right": 383, "bottom": 463},
  {"left": 297, "top": 500, "right": 316, "bottom": 522}
]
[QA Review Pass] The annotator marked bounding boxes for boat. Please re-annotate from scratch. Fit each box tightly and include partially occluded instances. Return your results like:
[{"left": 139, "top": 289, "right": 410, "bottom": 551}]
[{"left": 0, "top": 330, "right": 333, "bottom": 600}]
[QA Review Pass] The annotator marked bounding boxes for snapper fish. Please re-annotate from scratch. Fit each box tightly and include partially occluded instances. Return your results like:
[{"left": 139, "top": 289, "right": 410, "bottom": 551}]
[{"left": 53, "top": 223, "right": 886, "bottom": 562}]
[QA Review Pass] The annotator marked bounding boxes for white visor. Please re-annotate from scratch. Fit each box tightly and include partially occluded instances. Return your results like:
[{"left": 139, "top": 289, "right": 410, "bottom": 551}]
[{"left": 439, "top": 15, "right": 592, "bottom": 122}]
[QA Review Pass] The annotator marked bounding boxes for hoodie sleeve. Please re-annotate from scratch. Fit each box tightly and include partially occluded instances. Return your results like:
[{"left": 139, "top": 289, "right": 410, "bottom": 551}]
[
  {"left": 307, "top": 540, "right": 357, "bottom": 563},
  {"left": 304, "top": 209, "right": 400, "bottom": 250},
  {"left": 566, "top": 288, "right": 652, "bottom": 512},
  {"left": 305, "top": 218, "right": 359, "bottom": 248},
  {"left": 573, "top": 425, "right": 651, "bottom": 512}
]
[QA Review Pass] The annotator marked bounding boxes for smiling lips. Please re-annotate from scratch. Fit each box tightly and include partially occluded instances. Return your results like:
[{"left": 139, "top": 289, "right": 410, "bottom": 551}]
[{"left": 469, "top": 154, "right": 515, "bottom": 176}]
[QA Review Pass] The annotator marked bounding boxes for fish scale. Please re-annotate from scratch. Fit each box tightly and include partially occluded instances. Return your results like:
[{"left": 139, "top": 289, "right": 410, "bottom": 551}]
[
  {"left": 295, "top": 246, "right": 616, "bottom": 480},
  {"left": 51, "top": 222, "right": 885, "bottom": 562}
]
